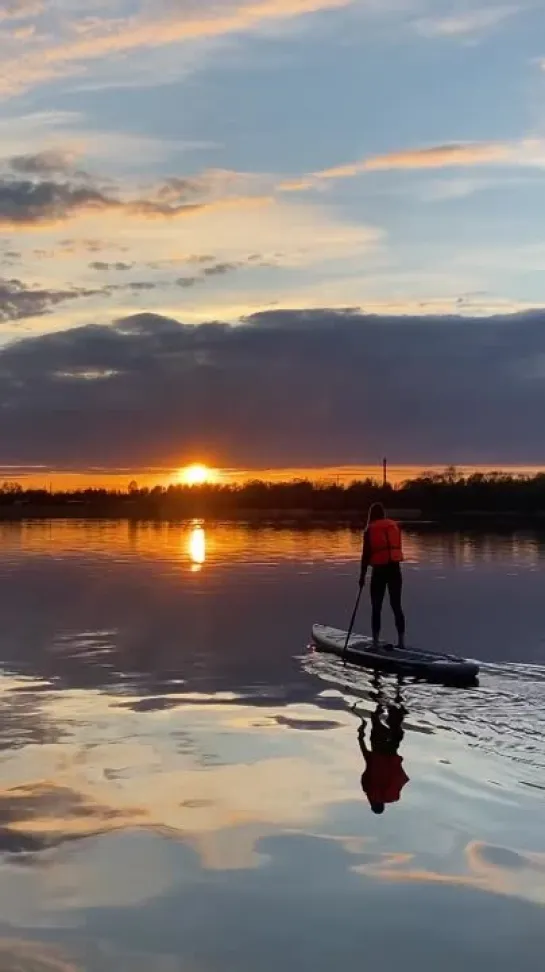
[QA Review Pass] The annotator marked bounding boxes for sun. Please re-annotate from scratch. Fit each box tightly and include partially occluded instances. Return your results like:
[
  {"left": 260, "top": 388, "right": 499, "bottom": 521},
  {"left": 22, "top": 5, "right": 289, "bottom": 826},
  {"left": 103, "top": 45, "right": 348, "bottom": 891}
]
[{"left": 180, "top": 463, "right": 211, "bottom": 486}]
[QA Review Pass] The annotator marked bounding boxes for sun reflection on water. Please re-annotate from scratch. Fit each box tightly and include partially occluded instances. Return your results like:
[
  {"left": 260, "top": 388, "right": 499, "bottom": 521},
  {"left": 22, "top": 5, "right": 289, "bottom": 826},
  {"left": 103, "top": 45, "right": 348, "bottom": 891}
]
[
  {"left": 0, "top": 519, "right": 541, "bottom": 571},
  {"left": 188, "top": 523, "right": 206, "bottom": 571}
]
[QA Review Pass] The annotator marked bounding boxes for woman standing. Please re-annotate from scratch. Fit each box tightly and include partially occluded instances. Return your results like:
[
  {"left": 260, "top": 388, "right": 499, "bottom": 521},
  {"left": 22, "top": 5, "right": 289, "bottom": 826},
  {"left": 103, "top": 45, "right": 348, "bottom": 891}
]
[{"left": 359, "top": 502, "right": 406, "bottom": 649}]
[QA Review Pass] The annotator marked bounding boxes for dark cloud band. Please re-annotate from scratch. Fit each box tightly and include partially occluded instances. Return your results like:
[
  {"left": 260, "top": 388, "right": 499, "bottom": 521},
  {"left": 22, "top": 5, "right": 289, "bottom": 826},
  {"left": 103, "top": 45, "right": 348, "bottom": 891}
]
[{"left": 0, "top": 307, "right": 542, "bottom": 467}]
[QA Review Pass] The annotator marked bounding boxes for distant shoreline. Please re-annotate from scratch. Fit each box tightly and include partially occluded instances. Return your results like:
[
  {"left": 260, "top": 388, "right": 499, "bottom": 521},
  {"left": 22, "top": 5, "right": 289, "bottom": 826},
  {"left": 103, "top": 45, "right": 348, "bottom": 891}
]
[
  {"left": 1, "top": 470, "right": 545, "bottom": 527},
  {"left": 0, "top": 505, "right": 545, "bottom": 529}
]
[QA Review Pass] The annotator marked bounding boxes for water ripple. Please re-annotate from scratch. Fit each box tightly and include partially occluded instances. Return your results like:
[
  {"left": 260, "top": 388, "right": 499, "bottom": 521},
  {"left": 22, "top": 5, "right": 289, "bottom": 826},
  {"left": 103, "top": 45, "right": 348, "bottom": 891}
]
[{"left": 303, "top": 652, "right": 545, "bottom": 778}]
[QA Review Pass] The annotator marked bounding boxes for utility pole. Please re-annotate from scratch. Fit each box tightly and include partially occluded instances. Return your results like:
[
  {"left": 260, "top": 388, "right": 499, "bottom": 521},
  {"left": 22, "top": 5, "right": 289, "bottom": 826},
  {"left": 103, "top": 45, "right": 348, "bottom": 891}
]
[{"left": 382, "top": 457, "right": 388, "bottom": 489}]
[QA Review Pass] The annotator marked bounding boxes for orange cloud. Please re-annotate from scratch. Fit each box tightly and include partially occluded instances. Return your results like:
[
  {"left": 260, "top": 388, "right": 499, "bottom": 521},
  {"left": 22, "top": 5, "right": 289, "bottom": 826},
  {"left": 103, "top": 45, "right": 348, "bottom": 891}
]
[
  {"left": 0, "top": 939, "right": 79, "bottom": 972},
  {"left": 363, "top": 142, "right": 513, "bottom": 171},
  {"left": 0, "top": 168, "right": 272, "bottom": 230},
  {"left": 366, "top": 867, "right": 488, "bottom": 889},
  {"left": 351, "top": 839, "right": 545, "bottom": 903},
  {"left": 0, "top": 0, "right": 355, "bottom": 96},
  {"left": 278, "top": 176, "right": 319, "bottom": 192},
  {"left": 277, "top": 140, "right": 538, "bottom": 192},
  {"left": 314, "top": 143, "right": 512, "bottom": 181}
]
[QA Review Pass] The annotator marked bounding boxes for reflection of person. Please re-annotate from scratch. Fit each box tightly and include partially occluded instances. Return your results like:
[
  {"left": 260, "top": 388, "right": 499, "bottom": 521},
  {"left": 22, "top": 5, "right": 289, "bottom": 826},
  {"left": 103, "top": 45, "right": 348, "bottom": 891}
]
[
  {"left": 359, "top": 502, "right": 406, "bottom": 649},
  {"left": 356, "top": 678, "right": 409, "bottom": 814}
]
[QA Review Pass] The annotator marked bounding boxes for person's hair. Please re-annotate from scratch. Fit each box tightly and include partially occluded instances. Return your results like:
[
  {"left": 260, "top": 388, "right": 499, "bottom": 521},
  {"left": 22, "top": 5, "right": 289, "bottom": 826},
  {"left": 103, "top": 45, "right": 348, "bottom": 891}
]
[
  {"left": 367, "top": 502, "right": 385, "bottom": 527},
  {"left": 370, "top": 802, "right": 385, "bottom": 815}
]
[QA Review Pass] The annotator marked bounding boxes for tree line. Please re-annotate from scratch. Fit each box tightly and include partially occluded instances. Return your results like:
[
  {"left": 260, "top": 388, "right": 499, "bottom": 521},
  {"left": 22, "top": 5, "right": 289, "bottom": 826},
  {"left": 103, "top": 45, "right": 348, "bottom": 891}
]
[{"left": 2, "top": 468, "right": 545, "bottom": 518}]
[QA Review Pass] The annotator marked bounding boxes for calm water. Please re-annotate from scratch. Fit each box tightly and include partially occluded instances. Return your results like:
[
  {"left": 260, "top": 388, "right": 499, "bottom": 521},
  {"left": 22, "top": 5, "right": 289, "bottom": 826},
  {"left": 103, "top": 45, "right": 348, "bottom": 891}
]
[{"left": 0, "top": 521, "right": 544, "bottom": 971}]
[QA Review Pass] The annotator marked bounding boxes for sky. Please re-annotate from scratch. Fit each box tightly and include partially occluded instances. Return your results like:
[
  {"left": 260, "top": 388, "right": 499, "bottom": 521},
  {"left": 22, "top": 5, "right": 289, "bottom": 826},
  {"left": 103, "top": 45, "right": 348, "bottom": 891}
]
[{"left": 1, "top": 0, "right": 545, "bottom": 474}]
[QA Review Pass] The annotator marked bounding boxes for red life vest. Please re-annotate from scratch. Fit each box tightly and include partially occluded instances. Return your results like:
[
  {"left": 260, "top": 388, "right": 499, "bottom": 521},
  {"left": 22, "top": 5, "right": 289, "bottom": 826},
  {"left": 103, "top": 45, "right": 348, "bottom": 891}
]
[{"left": 368, "top": 518, "right": 403, "bottom": 566}]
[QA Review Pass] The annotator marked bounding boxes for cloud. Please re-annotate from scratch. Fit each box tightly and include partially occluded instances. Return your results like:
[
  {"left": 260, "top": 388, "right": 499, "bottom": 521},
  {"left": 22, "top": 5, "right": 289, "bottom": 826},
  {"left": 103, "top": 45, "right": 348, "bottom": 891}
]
[
  {"left": 362, "top": 142, "right": 514, "bottom": 171},
  {"left": 0, "top": 939, "right": 79, "bottom": 972},
  {"left": 1, "top": 306, "right": 545, "bottom": 467},
  {"left": 173, "top": 261, "right": 245, "bottom": 288},
  {"left": 0, "top": 178, "right": 120, "bottom": 227},
  {"left": 203, "top": 262, "right": 239, "bottom": 276},
  {"left": 354, "top": 839, "right": 545, "bottom": 905},
  {"left": 0, "top": 110, "right": 213, "bottom": 179},
  {"left": 277, "top": 177, "right": 319, "bottom": 192},
  {"left": 0, "top": 780, "right": 130, "bottom": 847},
  {"left": 157, "top": 169, "right": 268, "bottom": 203},
  {"left": 0, "top": 169, "right": 272, "bottom": 228},
  {"left": 0, "top": 0, "right": 356, "bottom": 96},
  {"left": 8, "top": 148, "right": 80, "bottom": 176},
  {"left": 0, "top": 159, "right": 381, "bottom": 330},
  {"left": 0, "top": 276, "right": 102, "bottom": 322},
  {"left": 89, "top": 260, "right": 134, "bottom": 272},
  {"left": 305, "top": 143, "right": 514, "bottom": 183},
  {"left": 127, "top": 280, "right": 157, "bottom": 292},
  {"left": 60, "top": 238, "right": 131, "bottom": 255},
  {"left": 279, "top": 138, "right": 545, "bottom": 190},
  {"left": 415, "top": 5, "right": 519, "bottom": 38},
  {"left": 0, "top": 0, "right": 43, "bottom": 21}
]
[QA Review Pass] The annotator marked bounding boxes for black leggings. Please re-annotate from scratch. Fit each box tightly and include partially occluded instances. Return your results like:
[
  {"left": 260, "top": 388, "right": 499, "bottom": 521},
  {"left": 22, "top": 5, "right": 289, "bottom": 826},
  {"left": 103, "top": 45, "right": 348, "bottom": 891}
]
[{"left": 370, "top": 563, "right": 405, "bottom": 641}]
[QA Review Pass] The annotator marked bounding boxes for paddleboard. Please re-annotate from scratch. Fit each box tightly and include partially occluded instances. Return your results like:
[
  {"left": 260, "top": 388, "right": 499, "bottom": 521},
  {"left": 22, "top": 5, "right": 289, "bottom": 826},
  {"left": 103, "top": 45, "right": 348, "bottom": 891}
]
[{"left": 311, "top": 624, "right": 479, "bottom": 686}]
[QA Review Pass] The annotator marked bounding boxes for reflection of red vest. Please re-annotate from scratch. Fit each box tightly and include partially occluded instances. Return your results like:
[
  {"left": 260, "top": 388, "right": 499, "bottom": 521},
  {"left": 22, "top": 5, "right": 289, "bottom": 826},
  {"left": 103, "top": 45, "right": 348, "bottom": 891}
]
[
  {"left": 368, "top": 518, "right": 403, "bottom": 566},
  {"left": 361, "top": 753, "right": 409, "bottom": 804}
]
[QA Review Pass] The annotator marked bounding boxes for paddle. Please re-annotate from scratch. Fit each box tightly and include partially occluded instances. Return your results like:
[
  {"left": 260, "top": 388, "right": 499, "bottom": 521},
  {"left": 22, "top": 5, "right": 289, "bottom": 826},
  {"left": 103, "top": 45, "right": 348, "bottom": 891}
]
[{"left": 342, "top": 584, "right": 363, "bottom": 663}]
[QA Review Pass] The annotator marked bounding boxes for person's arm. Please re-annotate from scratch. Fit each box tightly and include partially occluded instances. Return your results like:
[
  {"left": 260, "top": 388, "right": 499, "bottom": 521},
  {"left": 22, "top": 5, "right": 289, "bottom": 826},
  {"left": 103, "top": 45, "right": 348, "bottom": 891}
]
[
  {"left": 359, "top": 527, "right": 371, "bottom": 587},
  {"left": 357, "top": 722, "right": 369, "bottom": 759}
]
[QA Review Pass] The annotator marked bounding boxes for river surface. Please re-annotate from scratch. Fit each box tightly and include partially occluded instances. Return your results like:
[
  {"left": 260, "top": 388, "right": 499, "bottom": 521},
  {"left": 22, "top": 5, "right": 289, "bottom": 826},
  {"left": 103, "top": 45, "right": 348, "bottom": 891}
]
[{"left": 0, "top": 520, "right": 543, "bottom": 971}]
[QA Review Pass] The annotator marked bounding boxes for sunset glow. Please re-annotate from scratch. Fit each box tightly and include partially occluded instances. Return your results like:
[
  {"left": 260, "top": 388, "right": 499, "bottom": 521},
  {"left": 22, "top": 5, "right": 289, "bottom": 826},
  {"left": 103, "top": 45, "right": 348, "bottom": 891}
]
[
  {"left": 3, "top": 463, "right": 545, "bottom": 493},
  {"left": 0, "top": 0, "right": 542, "bottom": 473}
]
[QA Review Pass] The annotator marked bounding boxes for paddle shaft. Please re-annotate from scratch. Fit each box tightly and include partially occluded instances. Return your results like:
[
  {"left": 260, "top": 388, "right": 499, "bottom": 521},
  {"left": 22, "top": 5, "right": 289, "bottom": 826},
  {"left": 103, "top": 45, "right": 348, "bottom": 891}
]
[{"left": 342, "top": 585, "right": 363, "bottom": 659}]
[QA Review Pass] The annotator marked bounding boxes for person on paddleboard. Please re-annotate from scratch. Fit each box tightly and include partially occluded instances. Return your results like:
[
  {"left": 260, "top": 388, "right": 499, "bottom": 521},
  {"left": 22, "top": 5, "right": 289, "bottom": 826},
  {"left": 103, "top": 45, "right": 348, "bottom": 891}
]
[
  {"left": 359, "top": 502, "right": 406, "bottom": 649},
  {"left": 356, "top": 678, "right": 409, "bottom": 814}
]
